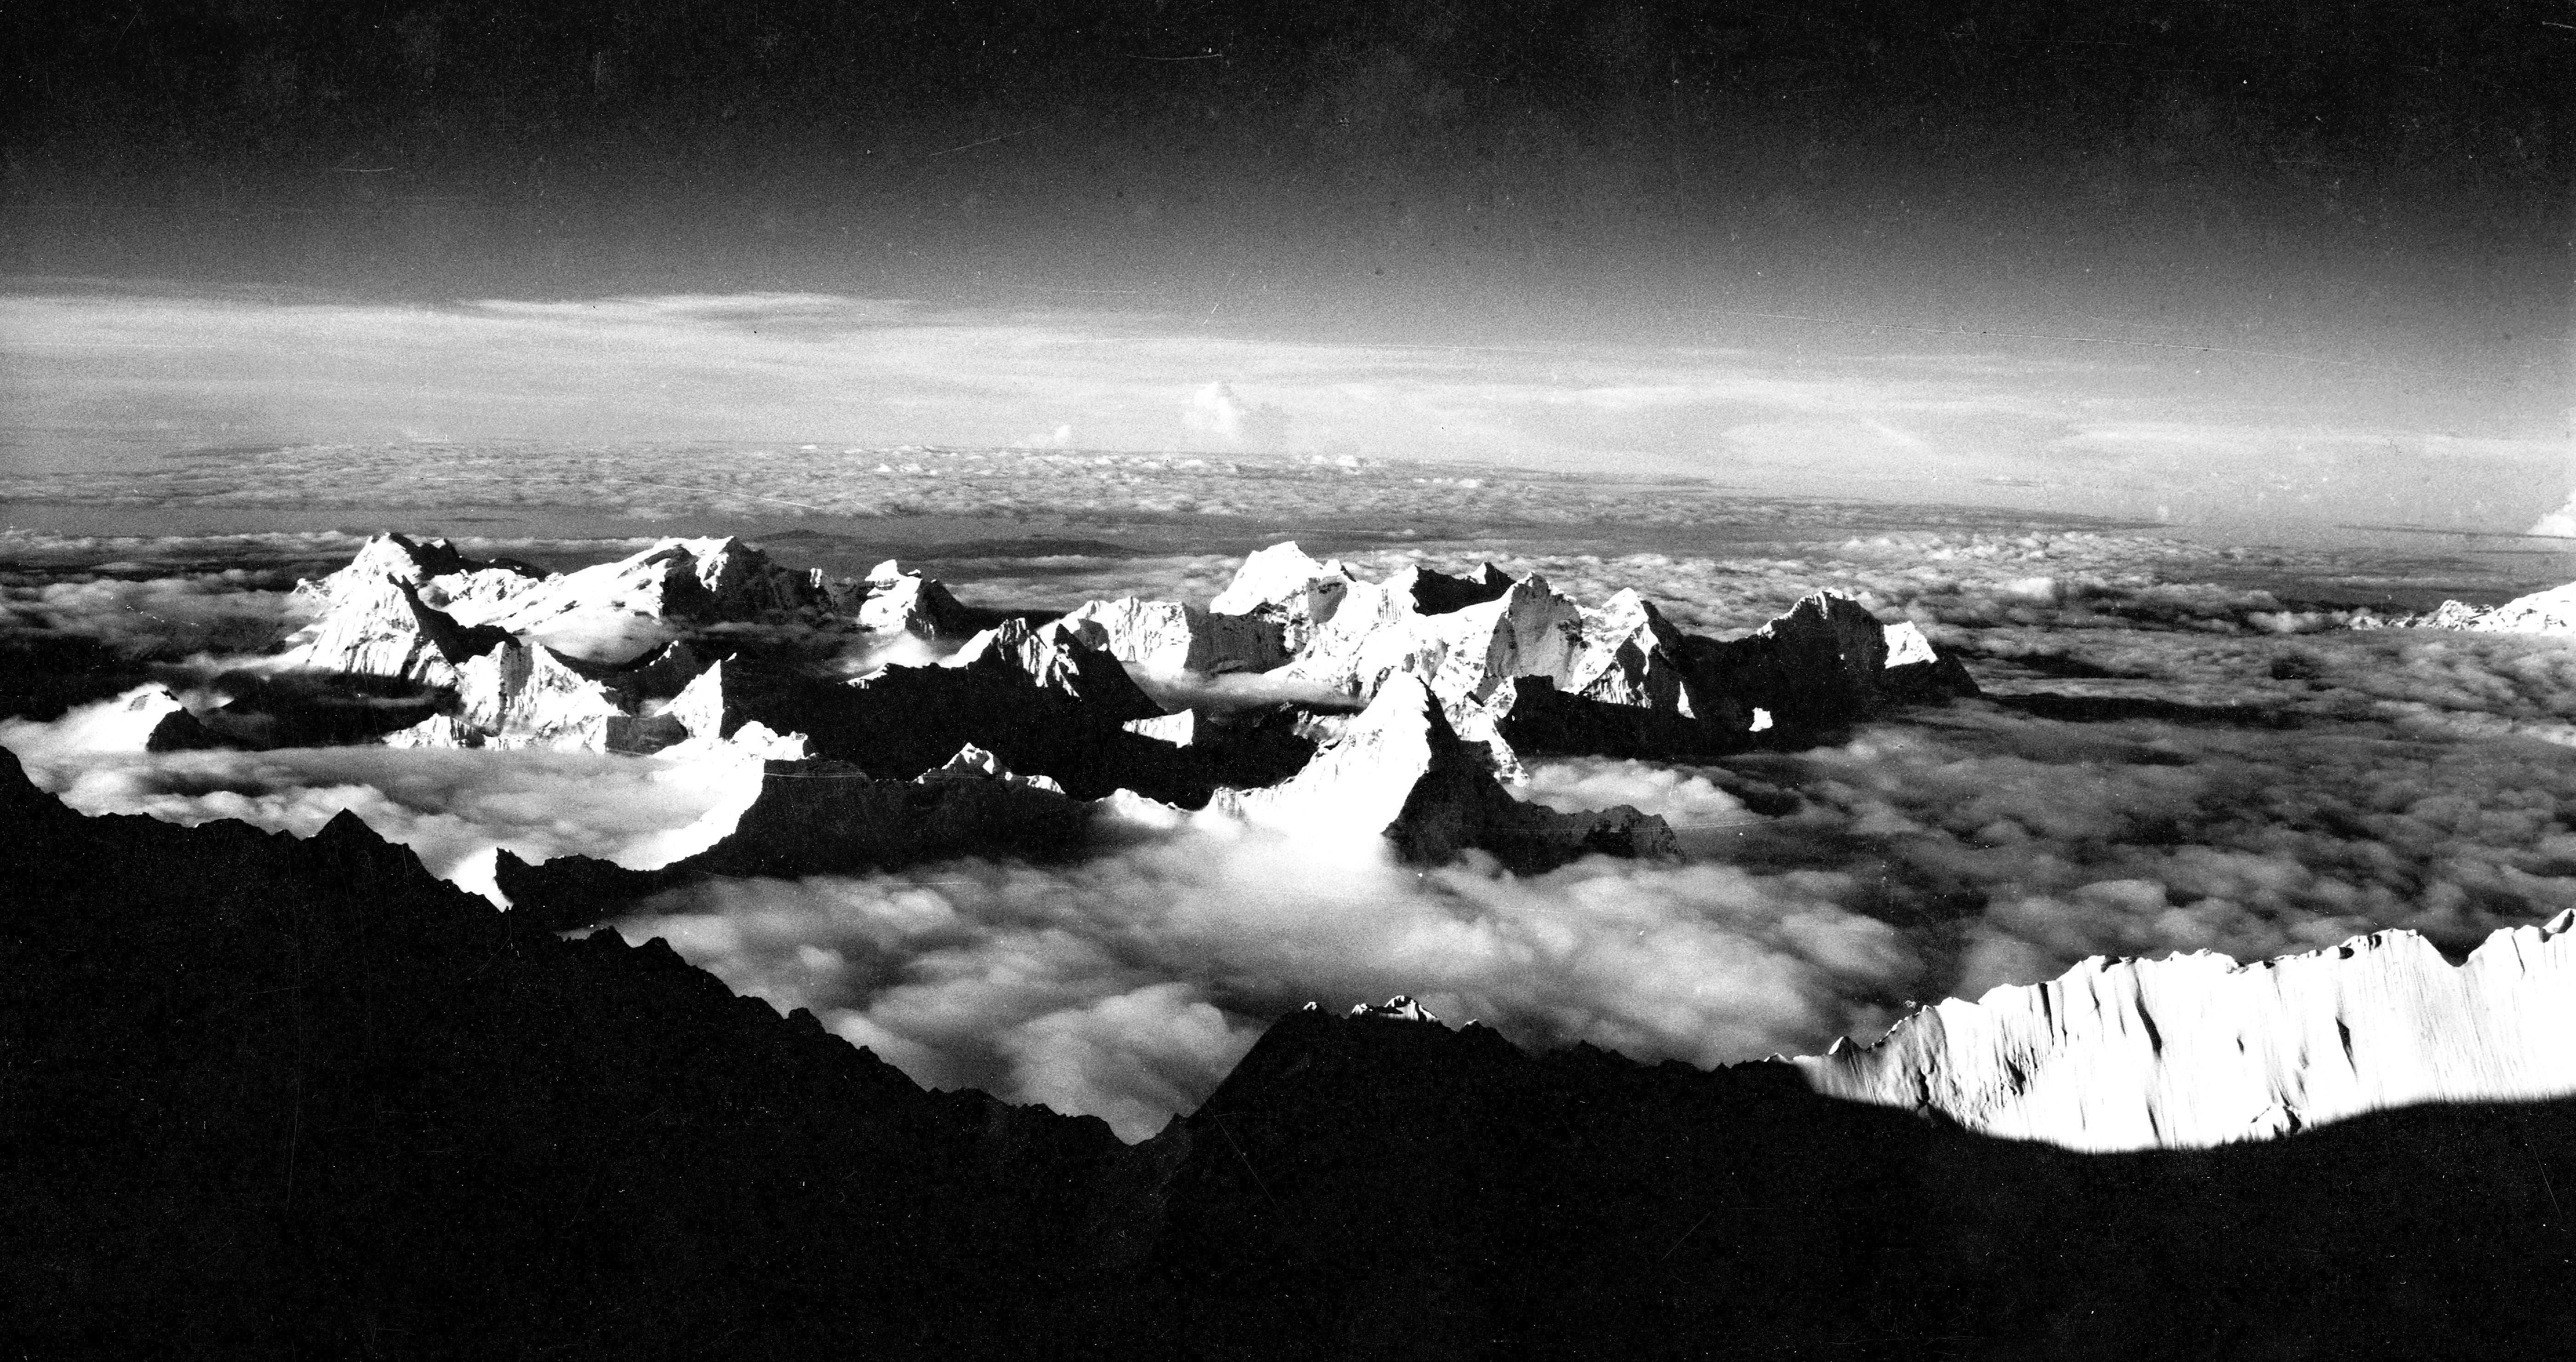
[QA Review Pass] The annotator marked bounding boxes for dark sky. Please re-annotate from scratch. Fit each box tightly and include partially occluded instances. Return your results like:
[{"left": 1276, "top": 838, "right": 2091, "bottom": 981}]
[
  {"left": 4, "top": 1, "right": 2569, "bottom": 539},
  {"left": 11, "top": 0, "right": 2565, "bottom": 300}
]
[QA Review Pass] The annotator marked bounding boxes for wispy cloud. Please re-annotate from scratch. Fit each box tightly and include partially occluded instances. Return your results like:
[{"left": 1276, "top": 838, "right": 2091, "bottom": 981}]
[{"left": 6, "top": 287, "right": 2556, "bottom": 537}]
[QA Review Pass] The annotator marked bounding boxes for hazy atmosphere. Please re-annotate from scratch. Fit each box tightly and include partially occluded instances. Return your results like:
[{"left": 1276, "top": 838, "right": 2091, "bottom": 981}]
[
  {"left": 9, "top": 0, "right": 2569, "bottom": 539},
  {"left": 6, "top": 1, "right": 2573, "bottom": 1139}
]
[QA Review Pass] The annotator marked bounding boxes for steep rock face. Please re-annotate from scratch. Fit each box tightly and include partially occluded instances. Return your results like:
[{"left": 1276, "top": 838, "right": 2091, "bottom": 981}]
[
  {"left": 1274, "top": 570, "right": 1592, "bottom": 772},
  {"left": 281, "top": 538, "right": 1032, "bottom": 757},
  {"left": 494, "top": 745, "right": 1089, "bottom": 927},
  {"left": 1214, "top": 675, "right": 1673, "bottom": 869},
  {"left": 1512, "top": 590, "right": 1976, "bottom": 758},
  {"left": 467, "top": 537, "right": 833, "bottom": 663},
  {"left": 479, "top": 641, "right": 667, "bottom": 751},
  {"left": 288, "top": 532, "right": 547, "bottom": 624},
  {"left": 1649, "top": 589, "right": 1900, "bottom": 736},
  {"left": 285, "top": 533, "right": 547, "bottom": 686},
  {"left": 1056, "top": 596, "right": 1297, "bottom": 747},
  {"left": 1236, "top": 549, "right": 1977, "bottom": 765},
  {"left": 1413, "top": 576, "right": 1589, "bottom": 709},
  {"left": 378, "top": 633, "right": 703, "bottom": 755},
  {"left": 1476, "top": 675, "right": 1730, "bottom": 761},
  {"left": 1795, "top": 910, "right": 2576, "bottom": 1150},
  {"left": 1058, "top": 597, "right": 1288, "bottom": 677},
  {"left": 296, "top": 536, "right": 849, "bottom": 681},
  {"left": 309, "top": 556, "right": 839, "bottom": 756},
  {"left": 292, "top": 572, "right": 459, "bottom": 684},
  {"left": 289, "top": 536, "right": 828, "bottom": 709},
  {"left": 1874, "top": 618, "right": 1983, "bottom": 703},
  {"left": 1563, "top": 589, "right": 1696, "bottom": 712},
  {"left": 2370, "top": 579, "right": 2576, "bottom": 635},
  {"left": 292, "top": 558, "right": 530, "bottom": 685},
  {"left": 1207, "top": 540, "right": 1357, "bottom": 653},
  {"left": 1398, "top": 561, "right": 1517, "bottom": 615},
  {"left": 856, "top": 559, "right": 981, "bottom": 639},
  {"left": 944, "top": 616, "right": 1168, "bottom": 723}
]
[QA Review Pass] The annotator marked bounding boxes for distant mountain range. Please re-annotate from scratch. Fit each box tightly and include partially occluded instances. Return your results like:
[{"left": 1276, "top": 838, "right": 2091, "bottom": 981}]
[{"left": 2363, "top": 578, "right": 2576, "bottom": 635}]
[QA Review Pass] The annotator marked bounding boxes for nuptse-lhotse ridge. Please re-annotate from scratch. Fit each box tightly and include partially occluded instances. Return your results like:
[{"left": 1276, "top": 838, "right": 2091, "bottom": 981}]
[{"left": 101, "top": 532, "right": 2576, "bottom": 1154}]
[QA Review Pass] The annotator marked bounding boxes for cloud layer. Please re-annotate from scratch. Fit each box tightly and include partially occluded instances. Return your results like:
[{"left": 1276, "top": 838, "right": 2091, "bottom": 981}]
[
  {"left": 8, "top": 527, "right": 2576, "bottom": 1138},
  {"left": 612, "top": 804, "right": 1912, "bottom": 1140},
  {"left": 5, "top": 288, "right": 2559, "bottom": 541},
  {"left": 1, "top": 717, "right": 750, "bottom": 902}
]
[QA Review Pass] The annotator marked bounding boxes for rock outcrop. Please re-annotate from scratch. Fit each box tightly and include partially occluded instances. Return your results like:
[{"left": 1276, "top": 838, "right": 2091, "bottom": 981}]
[{"left": 1797, "top": 911, "right": 2576, "bottom": 1150}]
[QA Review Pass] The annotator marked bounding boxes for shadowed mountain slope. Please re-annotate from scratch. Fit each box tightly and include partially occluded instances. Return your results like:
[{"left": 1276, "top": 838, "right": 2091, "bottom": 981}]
[{"left": 6, "top": 753, "right": 2573, "bottom": 1360}]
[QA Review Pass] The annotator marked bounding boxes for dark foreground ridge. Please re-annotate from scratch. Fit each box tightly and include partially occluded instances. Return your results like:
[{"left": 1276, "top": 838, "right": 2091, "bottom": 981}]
[{"left": 6, "top": 754, "right": 2573, "bottom": 1361}]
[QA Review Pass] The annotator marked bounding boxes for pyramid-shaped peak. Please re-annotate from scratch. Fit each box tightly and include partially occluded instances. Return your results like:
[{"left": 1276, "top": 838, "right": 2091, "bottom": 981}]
[{"left": 1212, "top": 542, "right": 1354, "bottom": 609}]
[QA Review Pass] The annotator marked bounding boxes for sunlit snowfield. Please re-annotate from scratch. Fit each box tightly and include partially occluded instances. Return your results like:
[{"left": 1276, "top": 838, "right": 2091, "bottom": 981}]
[{"left": 8, "top": 449, "right": 2576, "bottom": 1139}]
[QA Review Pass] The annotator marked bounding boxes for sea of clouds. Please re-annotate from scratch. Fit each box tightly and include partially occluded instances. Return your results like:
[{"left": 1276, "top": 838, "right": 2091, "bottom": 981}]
[{"left": 8, "top": 526, "right": 2576, "bottom": 1139}]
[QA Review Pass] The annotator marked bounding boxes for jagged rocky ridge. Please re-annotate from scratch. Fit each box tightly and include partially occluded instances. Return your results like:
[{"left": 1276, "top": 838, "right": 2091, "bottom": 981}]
[
  {"left": 1799, "top": 914, "right": 2576, "bottom": 1149},
  {"left": 2353, "top": 577, "right": 2576, "bottom": 634},
  {"left": 7, "top": 754, "right": 2574, "bottom": 1362},
  {"left": 157, "top": 532, "right": 1973, "bottom": 896}
]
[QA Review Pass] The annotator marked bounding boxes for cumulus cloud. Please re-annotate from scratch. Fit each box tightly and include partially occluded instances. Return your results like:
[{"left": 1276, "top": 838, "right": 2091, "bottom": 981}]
[
  {"left": 1181, "top": 382, "right": 1290, "bottom": 450},
  {"left": 1011, "top": 423, "right": 1077, "bottom": 449},
  {"left": 2529, "top": 475, "right": 2576, "bottom": 539}
]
